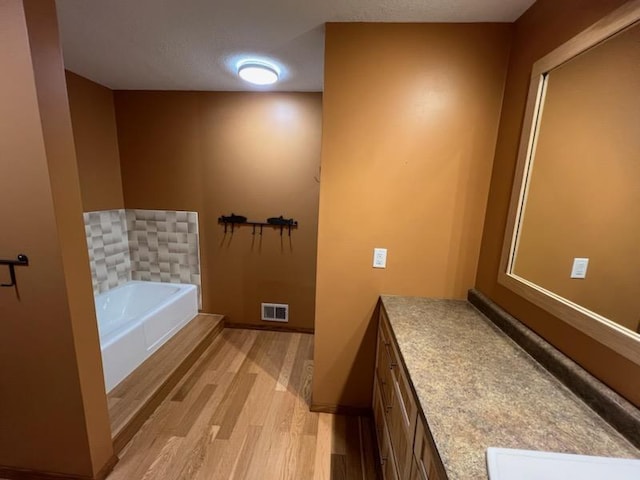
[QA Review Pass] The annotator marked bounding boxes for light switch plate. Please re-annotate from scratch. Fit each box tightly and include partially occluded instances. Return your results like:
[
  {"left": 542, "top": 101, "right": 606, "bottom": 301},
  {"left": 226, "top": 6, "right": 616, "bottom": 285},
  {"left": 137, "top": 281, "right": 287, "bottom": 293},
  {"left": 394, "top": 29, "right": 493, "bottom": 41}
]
[
  {"left": 571, "top": 258, "right": 589, "bottom": 279},
  {"left": 373, "top": 248, "right": 387, "bottom": 268}
]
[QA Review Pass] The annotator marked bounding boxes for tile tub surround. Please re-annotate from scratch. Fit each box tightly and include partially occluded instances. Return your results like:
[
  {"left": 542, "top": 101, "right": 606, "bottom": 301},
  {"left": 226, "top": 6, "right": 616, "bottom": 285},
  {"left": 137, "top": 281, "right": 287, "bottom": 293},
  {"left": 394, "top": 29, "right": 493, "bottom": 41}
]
[
  {"left": 379, "top": 295, "right": 639, "bottom": 480},
  {"left": 83, "top": 209, "right": 201, "bottom": 302},
  {"left": 84, "top": 209, "right": 131, "bottom": 294},
  {"left": 126, "top": 209, "right": 200, "bottom": 289}
]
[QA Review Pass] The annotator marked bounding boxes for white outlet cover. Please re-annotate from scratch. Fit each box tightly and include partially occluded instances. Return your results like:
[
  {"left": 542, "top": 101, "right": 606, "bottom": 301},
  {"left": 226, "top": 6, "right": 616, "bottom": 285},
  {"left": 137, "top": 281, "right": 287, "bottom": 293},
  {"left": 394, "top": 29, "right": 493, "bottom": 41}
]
[
  {"left": 571, "top": 258, "right": 589, "bottom": 279},
  {"left": 373, "top": 248, "right": 387, "bottom": 268}
]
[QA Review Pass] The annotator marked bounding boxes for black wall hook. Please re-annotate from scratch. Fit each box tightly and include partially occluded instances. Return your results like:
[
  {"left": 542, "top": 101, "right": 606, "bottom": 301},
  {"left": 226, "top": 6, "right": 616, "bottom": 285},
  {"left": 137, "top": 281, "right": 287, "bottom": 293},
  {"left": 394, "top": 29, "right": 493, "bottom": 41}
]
[
  {"left": 218, "top": 213, "right": 298, "bottom": 236},
  {"left": 1, "top": 254, "right": 29, "bottom": 288}
]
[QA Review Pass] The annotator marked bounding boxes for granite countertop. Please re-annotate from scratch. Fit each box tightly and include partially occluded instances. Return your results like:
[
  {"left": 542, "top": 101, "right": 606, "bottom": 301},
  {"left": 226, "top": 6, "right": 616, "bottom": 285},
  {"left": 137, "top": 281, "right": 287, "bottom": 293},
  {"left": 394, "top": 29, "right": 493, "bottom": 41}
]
[{"left": 380, "top": 295, "right": 640, "bottom": 480}]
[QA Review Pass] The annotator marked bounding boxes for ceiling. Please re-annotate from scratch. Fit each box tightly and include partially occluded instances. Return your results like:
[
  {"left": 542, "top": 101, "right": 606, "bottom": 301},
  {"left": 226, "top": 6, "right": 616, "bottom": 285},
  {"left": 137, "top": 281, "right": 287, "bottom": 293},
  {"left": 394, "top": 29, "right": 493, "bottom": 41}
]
[{"left": 55, "top": 0, "right": 535, "bottom": 92}]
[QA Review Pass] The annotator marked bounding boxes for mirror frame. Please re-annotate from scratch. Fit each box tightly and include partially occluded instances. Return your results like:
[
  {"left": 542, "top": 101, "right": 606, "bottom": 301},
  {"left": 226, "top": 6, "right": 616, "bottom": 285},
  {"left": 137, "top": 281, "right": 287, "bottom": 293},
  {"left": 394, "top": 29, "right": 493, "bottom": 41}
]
[{"left": 499, "top": 0, "right": 640, "bottom": 364}]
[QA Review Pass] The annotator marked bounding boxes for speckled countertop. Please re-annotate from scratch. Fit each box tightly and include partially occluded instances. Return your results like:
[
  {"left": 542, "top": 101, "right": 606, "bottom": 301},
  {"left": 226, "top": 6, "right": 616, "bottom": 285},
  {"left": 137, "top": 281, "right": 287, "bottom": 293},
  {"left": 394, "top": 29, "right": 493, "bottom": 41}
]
[{"left": 380, "top": 296, "right": 639, "bottom": 480}]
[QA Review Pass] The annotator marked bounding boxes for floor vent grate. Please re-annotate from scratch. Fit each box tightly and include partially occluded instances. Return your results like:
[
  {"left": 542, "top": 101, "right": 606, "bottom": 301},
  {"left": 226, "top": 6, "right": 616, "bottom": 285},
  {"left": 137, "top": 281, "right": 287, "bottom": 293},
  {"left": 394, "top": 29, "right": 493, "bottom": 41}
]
[{"left": 261, "top": 303, "right": 289, "bottom": 322}]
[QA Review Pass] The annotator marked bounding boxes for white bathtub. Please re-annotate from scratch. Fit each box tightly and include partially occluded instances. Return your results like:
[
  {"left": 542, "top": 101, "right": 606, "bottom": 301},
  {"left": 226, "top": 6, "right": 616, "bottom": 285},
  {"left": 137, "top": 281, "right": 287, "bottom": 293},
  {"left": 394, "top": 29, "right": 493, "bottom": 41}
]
[{"left": 95, "top": 281, "right": 198, "bottom": 392}]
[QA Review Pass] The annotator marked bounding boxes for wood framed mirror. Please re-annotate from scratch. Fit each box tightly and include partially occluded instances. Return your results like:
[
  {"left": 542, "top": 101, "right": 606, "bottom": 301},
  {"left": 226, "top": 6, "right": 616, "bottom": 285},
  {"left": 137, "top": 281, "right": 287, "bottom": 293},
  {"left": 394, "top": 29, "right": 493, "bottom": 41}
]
[{"left": 499, "top": 0, "right": 640, "bottom": 364}]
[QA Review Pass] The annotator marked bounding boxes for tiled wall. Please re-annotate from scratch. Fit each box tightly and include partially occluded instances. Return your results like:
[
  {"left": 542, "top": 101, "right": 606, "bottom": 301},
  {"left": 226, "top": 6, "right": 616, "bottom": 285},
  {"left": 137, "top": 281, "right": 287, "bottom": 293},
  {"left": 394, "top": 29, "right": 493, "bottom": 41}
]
[
  {"left": 83, "top": 209, "right": 201, "bottom": 302},
  {"left": 126, "top": 209, "right": 200, "bottom": 287},
  {"left": 84, "top": 210, "right": 131, "bottom": 294}
]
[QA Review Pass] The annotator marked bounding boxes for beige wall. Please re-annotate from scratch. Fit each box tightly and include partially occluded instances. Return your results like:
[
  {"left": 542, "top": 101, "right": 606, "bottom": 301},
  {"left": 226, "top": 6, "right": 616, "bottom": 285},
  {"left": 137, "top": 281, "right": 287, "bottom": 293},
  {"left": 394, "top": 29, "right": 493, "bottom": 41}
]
[
  {"left": 66, "top": 70, "right": 124, "bottom": 212},
  {"left": 115, "top": 92, "right": 322, "bottom": 330},
  {"left": 513, "top": 23, "right": 640, "bottom": 332},
  {"left": 476, "top": 0, "right": 640, "bottom": 407},
  {"left": 313, "top": 23, "right": 512, "bottom": 409},
  {"left": 0, "top": 0, "right": 112, "bottom": 477}
]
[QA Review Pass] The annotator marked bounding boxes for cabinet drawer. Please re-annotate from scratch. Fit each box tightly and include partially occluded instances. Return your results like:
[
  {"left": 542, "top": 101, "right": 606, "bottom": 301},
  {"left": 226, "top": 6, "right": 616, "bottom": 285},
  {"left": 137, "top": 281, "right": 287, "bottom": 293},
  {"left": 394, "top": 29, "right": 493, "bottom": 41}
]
[
  {"left": 380, "top": 309, "right": 418, "bottom": 435},
  {"left": 380, "top": 308, "right": 418, "bottom": 479}
]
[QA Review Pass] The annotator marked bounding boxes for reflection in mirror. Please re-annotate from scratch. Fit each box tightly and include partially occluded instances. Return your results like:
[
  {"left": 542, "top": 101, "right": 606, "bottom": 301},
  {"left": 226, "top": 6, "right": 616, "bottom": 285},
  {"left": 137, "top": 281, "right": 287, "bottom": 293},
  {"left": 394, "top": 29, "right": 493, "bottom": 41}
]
[{"left": 511, "top": 22, "right": 640, "bottom": 334}]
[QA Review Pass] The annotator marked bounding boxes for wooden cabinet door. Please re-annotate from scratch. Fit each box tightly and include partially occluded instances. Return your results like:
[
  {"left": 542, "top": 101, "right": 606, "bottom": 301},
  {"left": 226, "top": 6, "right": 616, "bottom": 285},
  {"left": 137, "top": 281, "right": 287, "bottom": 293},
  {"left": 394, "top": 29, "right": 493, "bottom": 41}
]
[
  {"left": 376, "top": 321, "right": 394, "bottom": 411},
  {"left": 410, "top": 455, "right": 426, "bottom": 480},
  {"left": 374, "top": 377, "right": 400, "bottom": 480},
  {"left": 381, "top": 412, "right": 400, "bottom": 480},
  {"left": 387, "top": 378, "right": 414, "bottom": 479},
  {"left": 380, "top": 308, "right": 418, "bottom": 480},
  {"left": 373, "top": 379, "right": 386, "bottom": 457},
  {"left": 414, "top": 419, "right": 447, "bottom": 480}
]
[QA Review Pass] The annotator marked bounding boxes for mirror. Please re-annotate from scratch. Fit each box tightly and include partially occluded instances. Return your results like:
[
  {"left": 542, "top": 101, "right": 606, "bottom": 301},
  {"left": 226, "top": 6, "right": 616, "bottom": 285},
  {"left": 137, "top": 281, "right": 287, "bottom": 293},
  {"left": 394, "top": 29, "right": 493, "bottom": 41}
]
[{"left": 499, "top": 1, "right": 640, "bottom": 365}]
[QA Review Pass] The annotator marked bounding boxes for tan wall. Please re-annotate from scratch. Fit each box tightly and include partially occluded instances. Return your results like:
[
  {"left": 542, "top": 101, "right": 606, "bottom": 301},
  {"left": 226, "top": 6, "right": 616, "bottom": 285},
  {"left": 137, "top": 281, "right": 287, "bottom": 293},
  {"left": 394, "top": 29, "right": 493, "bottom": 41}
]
[
  {"left": 0, "top": 0, "right": 112, "bottom": 477},
  {"left": 513, "top": 23, "right": 640, "bottom": 332},
  {"left": 66, "top": 70, "right": 124, "bottom": 211},
  {"left": 313, "top": 23, "right": 512, "bottom": 409},
  {"left": 115, "top": 92, "right": 322, "bottom": 330},
  {"left": 476, "top": 0, "right": 640, "bottom": 407}
]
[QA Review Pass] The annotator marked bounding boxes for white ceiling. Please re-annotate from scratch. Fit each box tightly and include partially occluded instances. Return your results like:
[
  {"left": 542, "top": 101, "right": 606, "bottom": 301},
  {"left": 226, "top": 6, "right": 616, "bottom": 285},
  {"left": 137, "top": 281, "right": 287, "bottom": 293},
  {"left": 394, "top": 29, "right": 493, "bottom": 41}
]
[{"left": 55, "top": 0, "right": 535, "bottom": 92}]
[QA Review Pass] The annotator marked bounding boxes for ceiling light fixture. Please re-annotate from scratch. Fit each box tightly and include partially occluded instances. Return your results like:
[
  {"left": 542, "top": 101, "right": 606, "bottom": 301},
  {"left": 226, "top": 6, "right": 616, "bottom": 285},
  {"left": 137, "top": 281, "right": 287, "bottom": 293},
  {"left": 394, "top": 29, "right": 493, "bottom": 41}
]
[{"left": 237, "top": 61, "right": 279, "bottom": 85}]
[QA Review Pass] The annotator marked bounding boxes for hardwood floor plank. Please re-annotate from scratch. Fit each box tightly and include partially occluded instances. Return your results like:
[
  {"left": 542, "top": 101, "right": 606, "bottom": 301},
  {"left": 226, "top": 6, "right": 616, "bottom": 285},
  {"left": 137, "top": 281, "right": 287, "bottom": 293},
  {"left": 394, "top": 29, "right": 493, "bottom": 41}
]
[
  {"left": 360, "top": 416, "right": 381, "bottom": 480},
  {"left": 296, "top": 433, "right": 318, "bottom": 479},
  {"left": 173, "top": 383, "right": 216, "bottom": 437},
  {"left": 227, "top": 329, "right": 259, "bottom": 373},
  {"left": 171, "top": 336, "right": 225, "bottom": 401},
  {"left": 108, "top": 329, "right": 377, "bottom": 480},
  {"left": 331, "top": 453, "right": 347, "bottom": 480},
  {"left": 303, "top": 360, "right": 318, "bottom": 436},
  {"left": 313, "top": 413, "right": 333, "bottom": 480},
  {"left": 276, "top": 333, "right": 302, "bottom": 391},
  {"left": 345, "top": 415, "right": 363, "bottom": 479},
  {"left": 332, "top": 415, "right": 347, "bottom": 455},
  {"left": 172, "top": 424, "right": 216, "bottom": 479},
  {"left": 140, "top": 436, "right": 183, "bottom": 480},
  {"left": 228, "top": 425, "right": 263, "bottom": 480},
  {"left": 211, "top": 373, "right": 257, "bottom": 440}
]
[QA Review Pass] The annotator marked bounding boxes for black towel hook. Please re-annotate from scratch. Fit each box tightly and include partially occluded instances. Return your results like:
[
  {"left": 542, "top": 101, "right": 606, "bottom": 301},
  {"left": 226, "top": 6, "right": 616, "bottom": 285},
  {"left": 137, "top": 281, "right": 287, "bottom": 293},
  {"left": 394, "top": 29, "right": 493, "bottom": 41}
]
[{"left": 1, "top": 254, "right": 29, "bottom": 288}]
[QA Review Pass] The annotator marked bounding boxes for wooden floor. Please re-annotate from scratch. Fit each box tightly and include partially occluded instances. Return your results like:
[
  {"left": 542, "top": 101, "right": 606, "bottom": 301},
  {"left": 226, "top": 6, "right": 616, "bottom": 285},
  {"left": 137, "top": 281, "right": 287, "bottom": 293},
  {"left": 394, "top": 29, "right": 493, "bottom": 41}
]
[
  {"left": 108, "top": 314, "right": 225, "bottom": 452},
  {"left": 108, "top": 329, "right": 379, "bottom": 480}
]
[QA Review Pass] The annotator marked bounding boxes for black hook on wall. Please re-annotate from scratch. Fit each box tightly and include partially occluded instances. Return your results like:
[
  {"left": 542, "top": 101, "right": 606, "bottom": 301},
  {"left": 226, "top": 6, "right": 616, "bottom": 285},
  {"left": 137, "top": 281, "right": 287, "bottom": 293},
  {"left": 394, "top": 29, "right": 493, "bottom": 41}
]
[
  {"left": 1, "top": 254, "right": 29, "bottom": 288},
  {"left": 218, "top": 214, "right": 298, "bottom": 236}
]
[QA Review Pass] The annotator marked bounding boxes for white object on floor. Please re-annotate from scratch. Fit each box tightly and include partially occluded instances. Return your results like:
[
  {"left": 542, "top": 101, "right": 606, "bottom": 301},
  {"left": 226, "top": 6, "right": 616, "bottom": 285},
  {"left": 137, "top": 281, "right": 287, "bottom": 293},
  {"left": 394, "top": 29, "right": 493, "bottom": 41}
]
[{"left": 487, "top": 447, "right": 640, "bottom": 480}]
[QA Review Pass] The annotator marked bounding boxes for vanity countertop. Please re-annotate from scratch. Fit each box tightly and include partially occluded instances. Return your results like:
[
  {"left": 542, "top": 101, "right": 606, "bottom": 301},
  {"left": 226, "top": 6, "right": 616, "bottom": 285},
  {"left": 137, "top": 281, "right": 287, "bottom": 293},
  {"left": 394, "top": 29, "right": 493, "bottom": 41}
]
[{"left": 380, "top": 295, "right": 639, "bottom": 480}]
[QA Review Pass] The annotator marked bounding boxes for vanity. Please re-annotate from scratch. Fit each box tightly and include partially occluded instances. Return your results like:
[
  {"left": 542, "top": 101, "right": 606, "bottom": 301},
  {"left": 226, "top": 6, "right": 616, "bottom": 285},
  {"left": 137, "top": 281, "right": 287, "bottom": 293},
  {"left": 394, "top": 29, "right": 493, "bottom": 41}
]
[
  {"left": 371, "top": 3, "right": 640, "bottom": 477},
  {"left": 372, "top": 295, "right": 639, "bottom": 480}
]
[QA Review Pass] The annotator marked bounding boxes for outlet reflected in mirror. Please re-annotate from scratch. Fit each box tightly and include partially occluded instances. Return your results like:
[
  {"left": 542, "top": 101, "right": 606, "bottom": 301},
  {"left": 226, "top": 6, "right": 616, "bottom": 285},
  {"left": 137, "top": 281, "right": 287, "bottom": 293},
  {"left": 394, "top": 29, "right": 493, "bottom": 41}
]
[
  {"left": 499, "top": 2, "right": 640, "bottom": 366},
  {"left": 510, "top": 21, "right": 640, "bottom": 335}
]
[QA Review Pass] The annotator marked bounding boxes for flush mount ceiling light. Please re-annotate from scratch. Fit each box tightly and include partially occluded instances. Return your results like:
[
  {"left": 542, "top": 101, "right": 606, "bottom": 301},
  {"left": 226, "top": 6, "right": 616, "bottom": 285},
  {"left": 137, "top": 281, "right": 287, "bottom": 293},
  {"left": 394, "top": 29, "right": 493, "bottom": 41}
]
[{"left": 237, "top": 61, "right": 279, "bottom": 85}]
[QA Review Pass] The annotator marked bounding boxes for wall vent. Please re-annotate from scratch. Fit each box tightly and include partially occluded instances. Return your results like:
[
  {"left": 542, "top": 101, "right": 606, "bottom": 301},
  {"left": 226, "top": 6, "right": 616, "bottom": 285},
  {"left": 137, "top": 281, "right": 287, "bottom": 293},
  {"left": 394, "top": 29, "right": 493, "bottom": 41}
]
[{"left": 261, "top": 303, "right": 289, "bottom": 322}]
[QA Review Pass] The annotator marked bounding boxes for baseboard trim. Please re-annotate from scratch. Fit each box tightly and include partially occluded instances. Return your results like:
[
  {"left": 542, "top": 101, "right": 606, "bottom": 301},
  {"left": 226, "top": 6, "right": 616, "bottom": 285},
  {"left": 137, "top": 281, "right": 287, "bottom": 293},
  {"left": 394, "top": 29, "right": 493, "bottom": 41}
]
[
  {"left": 310, "top": 403, "right": 372, "bottom": 416},
  {"left": 0, "top": 455, "right": 118, "bottom": 480},
  {"left": 225, "top": 322, "right": 314, "bottom": 334},
  {"left": 94, "top": 455, "right": 118, "bottom": 480}
]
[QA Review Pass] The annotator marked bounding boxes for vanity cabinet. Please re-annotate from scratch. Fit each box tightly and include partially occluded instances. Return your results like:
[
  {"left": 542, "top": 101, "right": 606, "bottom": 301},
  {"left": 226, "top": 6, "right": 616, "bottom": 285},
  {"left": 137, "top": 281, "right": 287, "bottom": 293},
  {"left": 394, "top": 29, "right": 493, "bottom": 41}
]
[{"left": 373, "top": 307, "right": 446, "bottom": 480}]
